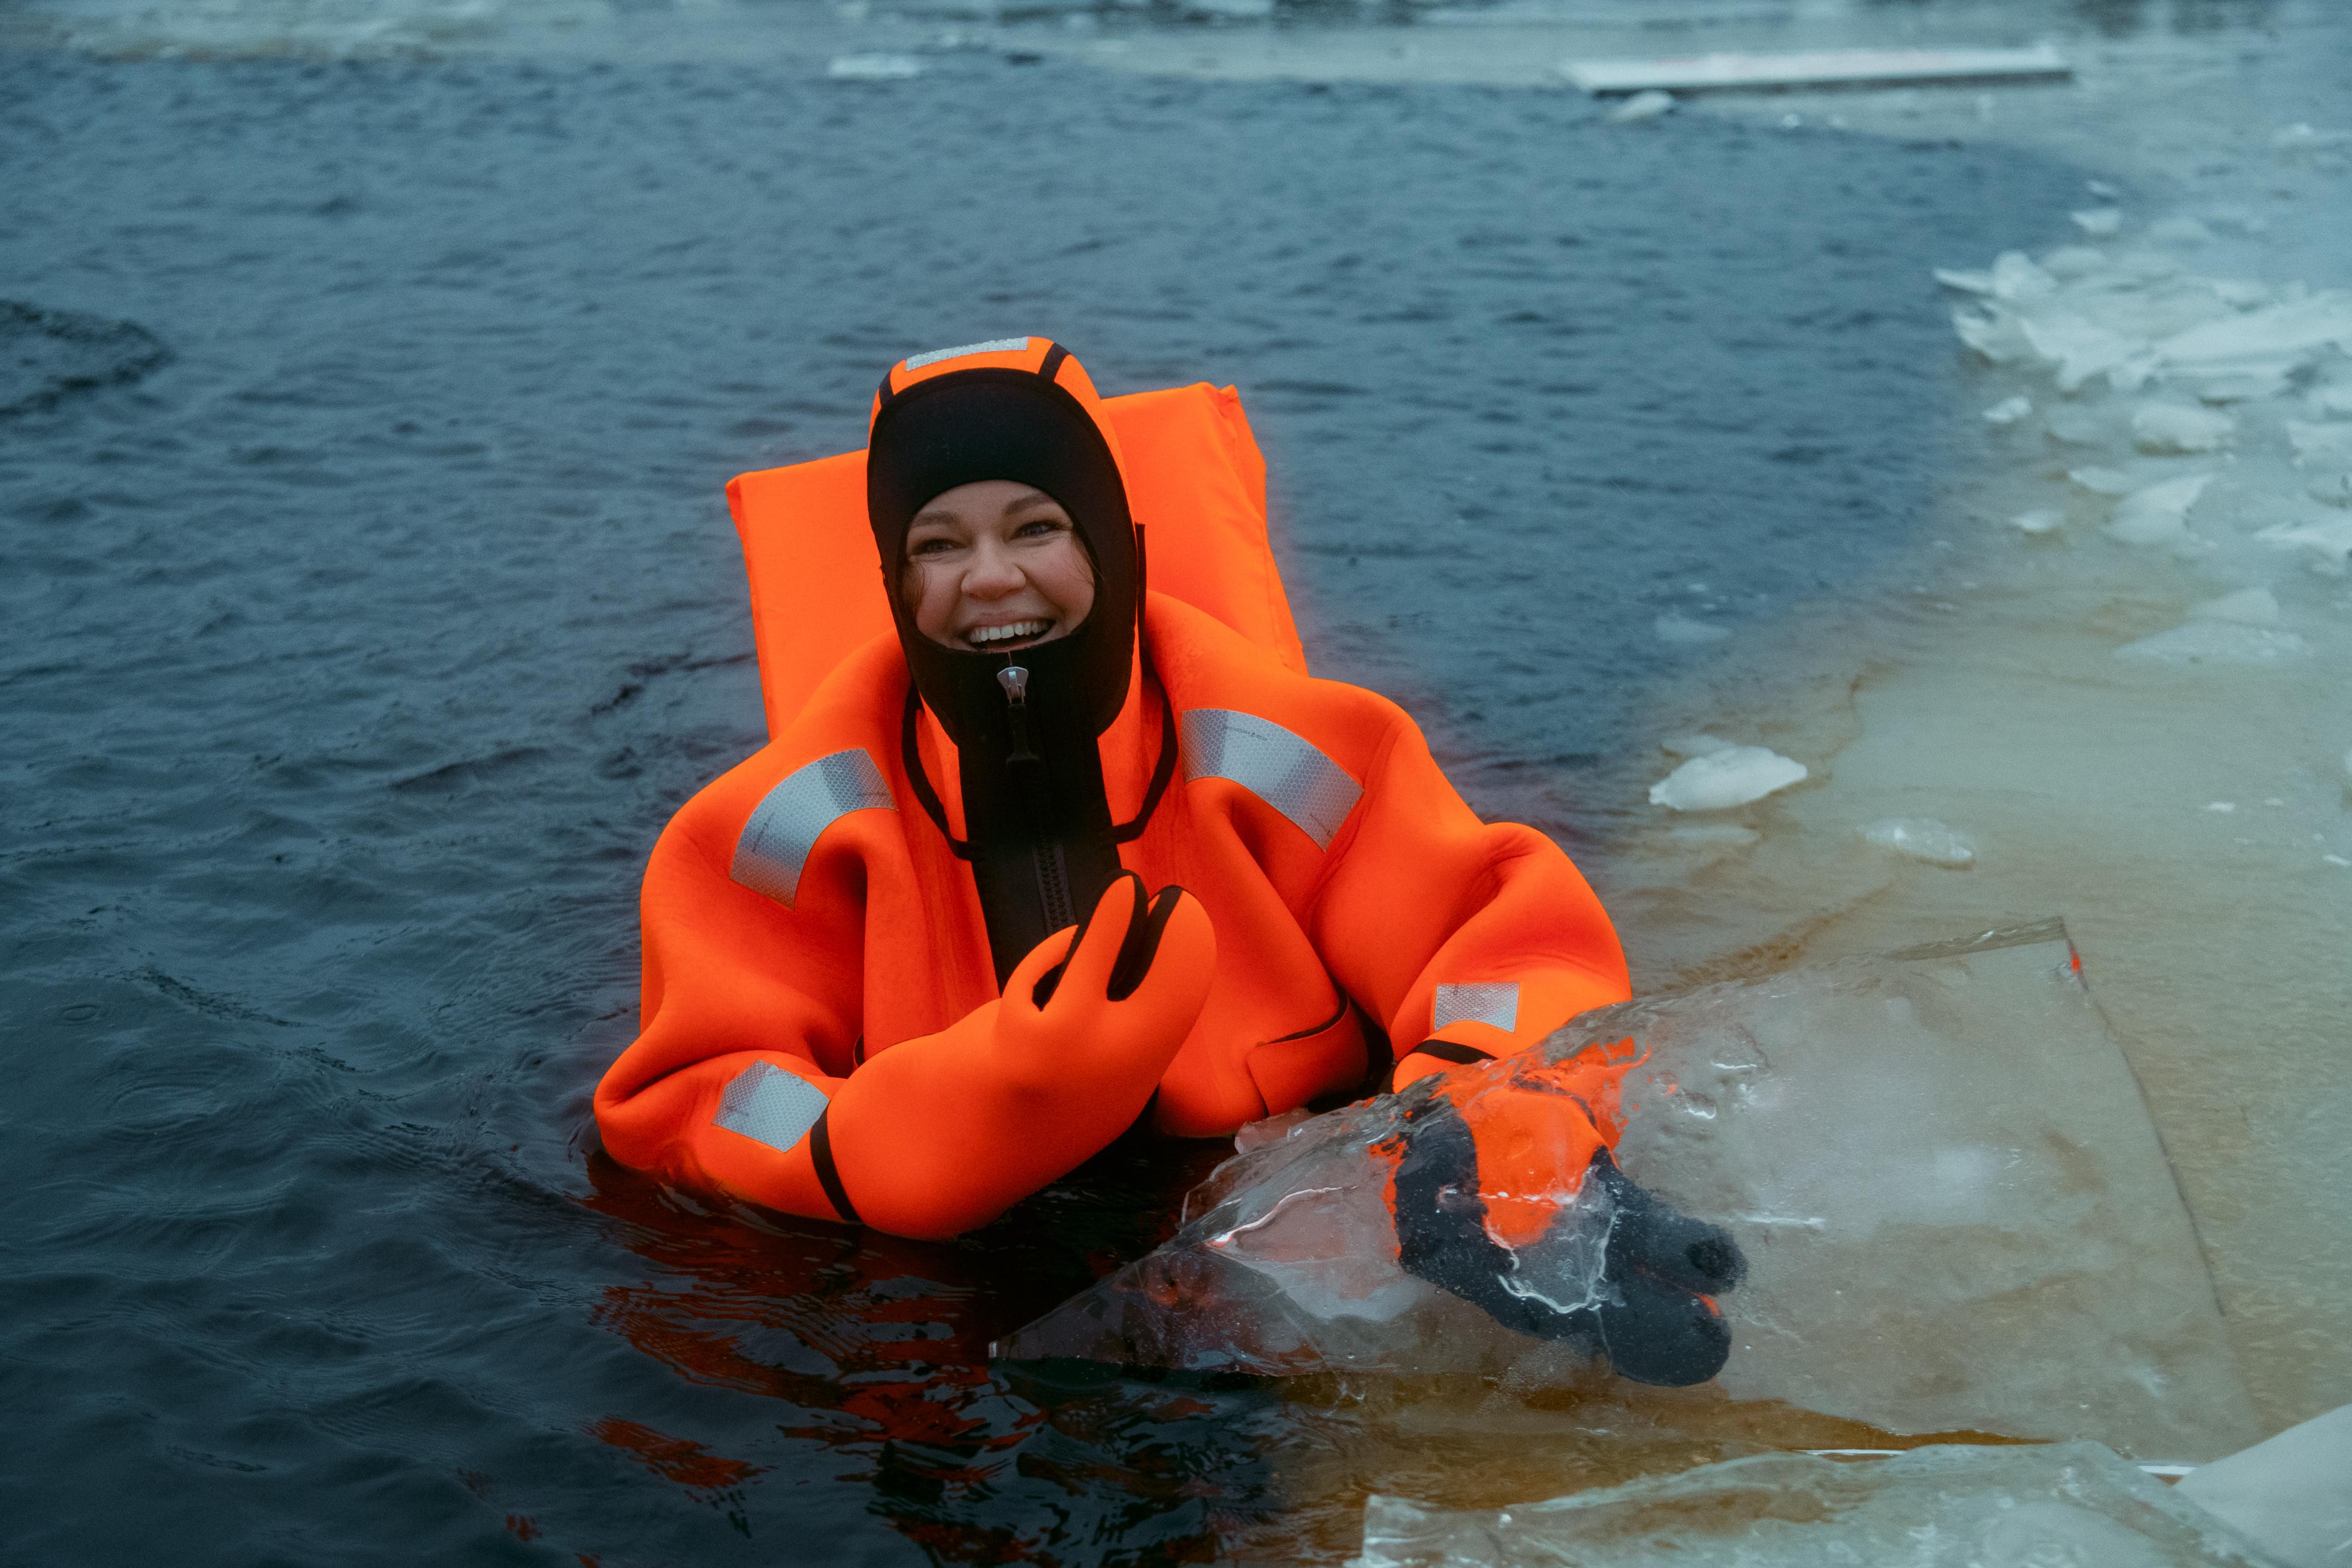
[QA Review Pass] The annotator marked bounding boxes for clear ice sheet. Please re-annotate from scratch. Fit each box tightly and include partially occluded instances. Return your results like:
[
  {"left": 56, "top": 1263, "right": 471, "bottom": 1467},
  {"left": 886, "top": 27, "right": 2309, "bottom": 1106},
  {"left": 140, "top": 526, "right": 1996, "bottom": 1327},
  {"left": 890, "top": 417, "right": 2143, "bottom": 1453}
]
[
  {"left": 1354, "top": 1443, "right": 2282, "bottom": 1568},
  {"left": 1001, "top": 924, "right": 2262, "bottom": 1460}
]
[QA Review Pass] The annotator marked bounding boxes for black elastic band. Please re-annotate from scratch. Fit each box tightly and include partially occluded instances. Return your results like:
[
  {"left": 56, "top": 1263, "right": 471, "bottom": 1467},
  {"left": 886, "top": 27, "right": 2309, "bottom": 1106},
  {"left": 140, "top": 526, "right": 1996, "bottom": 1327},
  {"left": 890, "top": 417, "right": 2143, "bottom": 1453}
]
[
  {"left": 1109, "top": 676, "right": 1176, "bottom": 844},
  {"left": 876, "top": 365, "right": 896, "bottom": 410},
  {"left": 1408, "top": 1039, "right": 1496, "bottom": 1067},
  {"left": 808, "top": 1110, "right": 862, "bottom": 1225},
  {"left": 901, "top": 685, "right": 974, "bottom": 859},
  {"left": 1035, "top": 340, "right": 1069, "bottom": 386}
]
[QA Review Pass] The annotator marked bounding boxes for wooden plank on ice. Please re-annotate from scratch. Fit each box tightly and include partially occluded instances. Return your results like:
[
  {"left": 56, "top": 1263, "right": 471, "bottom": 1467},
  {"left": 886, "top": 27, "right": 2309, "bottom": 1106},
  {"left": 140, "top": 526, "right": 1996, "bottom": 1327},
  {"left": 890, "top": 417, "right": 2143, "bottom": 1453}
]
[{"left": 1560, "top": 44, "right": 2072, "bottom": 97}]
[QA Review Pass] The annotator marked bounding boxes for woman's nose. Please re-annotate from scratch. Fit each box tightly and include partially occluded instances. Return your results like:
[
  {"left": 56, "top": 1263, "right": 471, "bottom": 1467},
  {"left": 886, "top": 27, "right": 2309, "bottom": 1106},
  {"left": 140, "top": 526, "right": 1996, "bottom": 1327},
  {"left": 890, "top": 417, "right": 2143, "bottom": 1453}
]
[{"left": 961, "top": 541, "right": 1025, "bottom": 598}]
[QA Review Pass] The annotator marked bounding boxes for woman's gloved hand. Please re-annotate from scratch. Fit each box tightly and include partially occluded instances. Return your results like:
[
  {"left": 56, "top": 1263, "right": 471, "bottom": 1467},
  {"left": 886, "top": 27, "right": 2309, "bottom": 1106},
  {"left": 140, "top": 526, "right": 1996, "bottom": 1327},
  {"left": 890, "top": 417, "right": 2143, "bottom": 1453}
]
[
  {"left": 824, "top": 872, "right": 1215, "bottom": 1238},
  {"left": 1387, "top": 1061, "right": 1746, "bottom": 1386}
]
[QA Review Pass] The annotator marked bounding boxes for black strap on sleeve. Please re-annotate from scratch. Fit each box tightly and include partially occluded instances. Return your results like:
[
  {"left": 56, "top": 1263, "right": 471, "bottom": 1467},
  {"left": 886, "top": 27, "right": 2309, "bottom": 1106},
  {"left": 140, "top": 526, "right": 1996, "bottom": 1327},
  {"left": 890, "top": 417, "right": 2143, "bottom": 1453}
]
[
  {"left": 900, "top": 686, "right": 975, "bottom": 859},
  {"left": 1035, "top": 340, "right": 1069, "bottom": 386},
  {"left": 808, "top": 1110, "right": 862, "bottom": 1226},
  {"left": 1407, "top": 1038, "right": 1497, "bottom": 1067}
]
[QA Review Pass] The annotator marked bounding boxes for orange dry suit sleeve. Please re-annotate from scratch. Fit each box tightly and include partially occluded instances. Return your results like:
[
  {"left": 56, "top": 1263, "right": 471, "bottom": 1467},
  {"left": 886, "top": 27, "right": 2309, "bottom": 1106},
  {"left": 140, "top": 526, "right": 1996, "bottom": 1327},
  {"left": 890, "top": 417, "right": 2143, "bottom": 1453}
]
[
  {"left": 596, "top": 785, "right": 1216, "bottom": 1240},
  {"left": 1300, "top": 701, "right": 1631, "bottom": 1091}
]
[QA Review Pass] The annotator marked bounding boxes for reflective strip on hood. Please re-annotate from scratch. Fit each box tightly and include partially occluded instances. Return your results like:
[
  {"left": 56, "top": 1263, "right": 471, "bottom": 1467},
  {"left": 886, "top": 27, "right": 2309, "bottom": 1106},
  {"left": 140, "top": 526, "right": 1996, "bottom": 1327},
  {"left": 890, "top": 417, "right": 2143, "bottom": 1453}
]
[
  {"left": 1179, "top": 708, "right": 1363, "bottom": 851},
  {"left": 1433, "top": 981, "right": 1520, "bottom": 1034},
  {"left": 905, "top": 337, "right": 1032, "bottom": 370},
  {"left": 712, "top": 1059, "right": 829, "bottom": 1155},
  {"left": 731, "top": 748, "right": 895, "bottom": 907}
]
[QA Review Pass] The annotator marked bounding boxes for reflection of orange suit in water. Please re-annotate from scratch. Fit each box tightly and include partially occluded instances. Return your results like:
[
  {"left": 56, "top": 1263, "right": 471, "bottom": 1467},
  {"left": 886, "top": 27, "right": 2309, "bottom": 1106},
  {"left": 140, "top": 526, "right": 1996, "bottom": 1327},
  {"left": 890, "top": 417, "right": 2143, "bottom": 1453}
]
[{"left": 594, "top": 340, "right": 1741, "bottom": 1384}]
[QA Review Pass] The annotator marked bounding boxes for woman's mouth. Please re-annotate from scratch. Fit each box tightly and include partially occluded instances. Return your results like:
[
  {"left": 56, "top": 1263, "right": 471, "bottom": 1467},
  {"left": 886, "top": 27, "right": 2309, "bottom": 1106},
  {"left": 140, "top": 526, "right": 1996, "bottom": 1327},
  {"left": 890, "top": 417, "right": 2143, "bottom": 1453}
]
[{"left": 965, "top": 618, "right": 1055, "bottom": 651}]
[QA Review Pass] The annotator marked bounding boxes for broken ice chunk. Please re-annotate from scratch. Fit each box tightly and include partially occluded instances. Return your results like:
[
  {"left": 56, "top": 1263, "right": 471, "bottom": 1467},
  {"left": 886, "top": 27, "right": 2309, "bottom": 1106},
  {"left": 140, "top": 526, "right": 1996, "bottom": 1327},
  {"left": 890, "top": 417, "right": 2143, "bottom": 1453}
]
[
  {"left": 2309, "top": 473, "right": 2352, "bottom": 509},
  {"left": 1649, "top": 747, "right": 1806, "bottom": 811},
  {"left": 1989, "top": 250, "right": 2057, "bottom": 302},
  {"left": 2042, "top": 245, "right": 2109, "bottom": 280},
  {"left": 2254, "top": 513, "right": 2352, "bottom": 573},
  {"left": 1982, "top": 394, "right": 2033, "bottom": 425},
  {"left": 1952, "top": 307, "right": 2033, "bottom": 364},
  {"left": 2132, "top": 402, "right": 2235, "bottom": 454},
  {"left": 2308, "top": 384, "right": 2352, "bottom": 418},
  {"left": 2107, "top": 473, "right": 2212, "bottom": 547},
  {"left": 826, "top": 52, "right": 924, "bottom": 78},
  {"left": 2117, "top": 623, "right": 2310, "bottom": 666},
  {"left": 2287, "top": 420, "right": 2352, "bottom": 468},
  {"left": 1358, "top": 1443, "right": 2284, "bottom": 1568},
  {"left": 1607, "top": 89, "right": 1675, "bottom": 122},
  {"left": 1654, "top": 612, "right": 1731, "bottom": 645},
  {"left": 2046, "top": 406, "right": 2105, "bottom": 444},
  {"left": 2070, "top": 465, "right": 2137, "bottom": 496},
  {"left": 2007, "top": 507, "right": 2064, "bottom": 535},
  {"left": 2158, "top": 293, "right": 2352, "bottom": 370},
  {"left": 1859, "top": 817, "right": 1976, "bottom": 868},
  {"left": 2023, "top": 312, "right": 2143, "bottom": 392},
  {"left": 2191, "top": 587, "right": 2281, "bottom": 626},
  {"left": 2173, "top": 1402, "right": 2352, "bottom": 1568},
  {"left": 2072, "top": 207, "right": 2124, "bottom": 237}
]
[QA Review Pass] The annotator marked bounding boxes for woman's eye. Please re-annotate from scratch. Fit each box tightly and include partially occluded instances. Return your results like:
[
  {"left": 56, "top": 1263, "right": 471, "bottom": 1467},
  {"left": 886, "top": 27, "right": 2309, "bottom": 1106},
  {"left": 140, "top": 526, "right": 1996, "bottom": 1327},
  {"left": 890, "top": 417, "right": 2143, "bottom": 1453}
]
[{"left": 1015, "top": 518, "right": 1067, "bottom": 539}]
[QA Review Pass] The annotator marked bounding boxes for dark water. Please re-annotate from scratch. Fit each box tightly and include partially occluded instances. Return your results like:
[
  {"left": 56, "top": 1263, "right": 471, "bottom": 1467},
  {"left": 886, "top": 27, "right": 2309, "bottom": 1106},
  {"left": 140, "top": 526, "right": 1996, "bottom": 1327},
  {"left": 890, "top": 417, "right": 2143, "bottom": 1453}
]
[{"left": 1, "top": 45, "right": 2082, "bottom": 1564}]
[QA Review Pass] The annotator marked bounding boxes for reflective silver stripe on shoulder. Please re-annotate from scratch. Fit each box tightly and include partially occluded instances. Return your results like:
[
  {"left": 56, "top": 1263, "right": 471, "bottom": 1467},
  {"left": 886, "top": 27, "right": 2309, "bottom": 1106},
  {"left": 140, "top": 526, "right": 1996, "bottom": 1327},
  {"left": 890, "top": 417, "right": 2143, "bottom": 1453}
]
[
  {"left": 1433, "top": 981, "right": 1520, "bottom": 1034},
  {"left": 1178, "top": 708, "right": 1363, "bottom": 851},
  {"left": 905, "top": 337, "right": 1031, "bottom": 370},
  {"left": 712, "top": 1059, "right": 829, "bottom": 1155},
  {"left": 730, "top": 748, "right": 895, "bottom": 907}
]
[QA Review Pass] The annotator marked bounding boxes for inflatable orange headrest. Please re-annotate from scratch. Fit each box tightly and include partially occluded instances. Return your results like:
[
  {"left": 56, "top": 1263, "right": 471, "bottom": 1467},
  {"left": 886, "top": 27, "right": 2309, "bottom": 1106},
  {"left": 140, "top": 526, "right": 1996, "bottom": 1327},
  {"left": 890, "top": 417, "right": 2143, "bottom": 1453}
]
[{"left": 726, "top": 379, "right": 1308, "bottom": 741}]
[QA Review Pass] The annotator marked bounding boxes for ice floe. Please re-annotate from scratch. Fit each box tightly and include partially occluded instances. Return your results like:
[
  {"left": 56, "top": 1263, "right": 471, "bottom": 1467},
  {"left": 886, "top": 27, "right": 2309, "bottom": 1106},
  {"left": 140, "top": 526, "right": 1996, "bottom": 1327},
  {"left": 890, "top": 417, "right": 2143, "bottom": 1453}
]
[
  {"left": 1648, "top": 746, "right": 1805, "bottom": 810},
  {"left": 1357, "top": 1444, "right": 2279, "bottom": 1567},
  {"left": 2006, "top": 506, "right": 2063, "bottom": 534}
]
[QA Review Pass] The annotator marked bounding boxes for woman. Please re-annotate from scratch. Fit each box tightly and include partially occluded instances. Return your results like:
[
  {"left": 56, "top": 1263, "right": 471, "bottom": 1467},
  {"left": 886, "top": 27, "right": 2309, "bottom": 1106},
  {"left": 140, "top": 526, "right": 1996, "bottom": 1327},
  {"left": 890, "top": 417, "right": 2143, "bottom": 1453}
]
[{"left": 595, "top": 339, "right": 1741, "bottom": 1385}]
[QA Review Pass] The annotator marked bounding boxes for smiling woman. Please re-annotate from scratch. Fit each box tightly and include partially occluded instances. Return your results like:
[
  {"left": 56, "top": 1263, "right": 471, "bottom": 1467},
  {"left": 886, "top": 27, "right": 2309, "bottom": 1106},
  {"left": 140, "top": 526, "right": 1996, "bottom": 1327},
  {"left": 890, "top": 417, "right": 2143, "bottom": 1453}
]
[{"left": 900, "top": 480, "right": 1099, "bottom": 653}]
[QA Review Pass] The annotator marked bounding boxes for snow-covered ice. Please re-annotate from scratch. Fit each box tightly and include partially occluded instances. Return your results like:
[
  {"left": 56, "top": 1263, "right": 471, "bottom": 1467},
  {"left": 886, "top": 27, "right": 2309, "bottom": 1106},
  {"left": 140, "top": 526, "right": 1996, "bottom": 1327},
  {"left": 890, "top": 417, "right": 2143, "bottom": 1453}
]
[
  {"left": 2007, "top": 506, "right": 2063, "bottom": 534},
  {"left": 1355, "top": 1443, "right": 2281, "bottom": 1568},
  {"left": 2072, "top": 206, "right": 2124, "bottom": 237},
  {"left": 1858, "top": 817, "right": 1975, "bottom": 866},
  {"left": 1648, "top": 746, "right": 1805, "bottom": 810},
  {"left": 1981, "top": 393, "right": 2031, "bottom": 425}
]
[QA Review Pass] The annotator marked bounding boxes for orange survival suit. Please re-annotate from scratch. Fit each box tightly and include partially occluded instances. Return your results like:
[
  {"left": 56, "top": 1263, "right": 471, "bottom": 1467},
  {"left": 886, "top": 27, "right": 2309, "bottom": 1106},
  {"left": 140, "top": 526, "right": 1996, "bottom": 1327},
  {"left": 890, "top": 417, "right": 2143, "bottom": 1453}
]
[{"left": 595, "top": 339, "right": 1743, "bottom": 1385}]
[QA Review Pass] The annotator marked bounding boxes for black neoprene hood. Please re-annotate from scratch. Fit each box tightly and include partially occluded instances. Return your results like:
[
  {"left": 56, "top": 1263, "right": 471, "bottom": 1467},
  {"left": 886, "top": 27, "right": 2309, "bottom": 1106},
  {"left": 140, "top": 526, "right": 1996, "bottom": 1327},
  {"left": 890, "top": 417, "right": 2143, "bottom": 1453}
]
[{"left": 866, "top": 365, "right": 1139, "bottom": 747}]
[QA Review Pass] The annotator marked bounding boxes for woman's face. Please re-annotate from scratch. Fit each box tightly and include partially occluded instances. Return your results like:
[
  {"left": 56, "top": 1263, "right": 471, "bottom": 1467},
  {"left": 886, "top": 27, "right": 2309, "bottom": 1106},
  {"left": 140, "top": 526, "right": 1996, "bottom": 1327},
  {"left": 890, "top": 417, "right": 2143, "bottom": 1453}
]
[{"left": 900, "top": 481, "right": 1096, "bottom": 654}]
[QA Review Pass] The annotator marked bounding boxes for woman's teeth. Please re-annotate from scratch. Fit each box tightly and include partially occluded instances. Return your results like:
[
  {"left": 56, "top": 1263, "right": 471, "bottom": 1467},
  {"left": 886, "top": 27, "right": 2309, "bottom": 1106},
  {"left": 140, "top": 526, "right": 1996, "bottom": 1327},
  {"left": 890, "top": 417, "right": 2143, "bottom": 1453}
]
[{"left": 967, "top": 620, "right": 1052, "bottom": 648}]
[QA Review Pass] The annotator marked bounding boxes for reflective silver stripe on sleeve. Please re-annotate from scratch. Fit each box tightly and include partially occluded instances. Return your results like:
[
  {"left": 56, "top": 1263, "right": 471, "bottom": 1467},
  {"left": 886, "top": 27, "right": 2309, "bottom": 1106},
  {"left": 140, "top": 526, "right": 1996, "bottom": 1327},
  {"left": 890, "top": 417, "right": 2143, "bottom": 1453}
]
[
  {"left": 1433, "top": 981, "right": 1520, "bottom": 1034},
  {"left": 712, "top": 1059, "right": 829, "bottom": 1155},
  {"left": 1178, "top": 708, "right": 1364, "bottom": 851},
  {"left": 905, "top": 337, "right": 1031, "bottom": 370},
  {"left": 730, "top": 748, "right": 895, "bottom": 907}
]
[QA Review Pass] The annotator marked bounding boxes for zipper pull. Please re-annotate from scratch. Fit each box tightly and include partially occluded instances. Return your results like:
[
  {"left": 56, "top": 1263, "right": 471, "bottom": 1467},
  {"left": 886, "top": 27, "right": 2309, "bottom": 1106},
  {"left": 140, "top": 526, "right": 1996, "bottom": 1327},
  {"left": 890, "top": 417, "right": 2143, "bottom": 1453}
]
[{"left": 998, "top": 664, "right": 1039, "bottom": 763}]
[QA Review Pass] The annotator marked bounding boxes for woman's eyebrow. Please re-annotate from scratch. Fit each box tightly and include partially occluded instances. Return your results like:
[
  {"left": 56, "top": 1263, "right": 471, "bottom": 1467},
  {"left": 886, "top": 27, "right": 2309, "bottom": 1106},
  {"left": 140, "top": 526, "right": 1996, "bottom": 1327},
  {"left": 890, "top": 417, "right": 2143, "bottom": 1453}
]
[{"left": 997, "top": 488, "right": 1055, "bottom": 517}]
